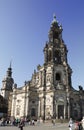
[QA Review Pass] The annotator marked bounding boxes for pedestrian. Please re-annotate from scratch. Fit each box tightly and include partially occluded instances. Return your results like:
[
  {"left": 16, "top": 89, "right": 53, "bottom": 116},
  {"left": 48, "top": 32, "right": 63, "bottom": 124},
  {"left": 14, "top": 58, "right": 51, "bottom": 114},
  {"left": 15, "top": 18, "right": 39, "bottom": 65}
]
[
  {"left": 75, "top": 121, "right": 79, "bottom": 130},
  {"left": 19, "top": 120, "right": 24, "bottom": 130},
  {"left": 78, "top": 122, "right": 83, "bottom": 130},
  {"left": 52, "top": 119, "right": 55, "bottom": 125},
  {"left": 60, "top": 116, "right": 63, "bottom": 123},
  {"left": 82, "top": 117, "right": 84, "bottom": 130},
  {"left": 68, "top": 118, "right": 73, "bottom": 130}
]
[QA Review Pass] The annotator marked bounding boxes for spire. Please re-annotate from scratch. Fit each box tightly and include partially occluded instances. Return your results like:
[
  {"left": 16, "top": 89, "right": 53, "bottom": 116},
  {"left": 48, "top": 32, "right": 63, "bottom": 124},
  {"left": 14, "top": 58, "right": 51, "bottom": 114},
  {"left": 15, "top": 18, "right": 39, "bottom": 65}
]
[
  {"left": 7, "top": 61, "right": 12, "bottom": 77},
  {"left": 48, "top": 14, "right": 62, "bottom": 43},
  {"left": 52, "top": 14, "right": 57, "bottom": 23},
  {"left": 9, "top": 60, "right": 12, "bottom": 68},
  {"left": 51, "top": 13, "right": 59, "bottom": 28}
]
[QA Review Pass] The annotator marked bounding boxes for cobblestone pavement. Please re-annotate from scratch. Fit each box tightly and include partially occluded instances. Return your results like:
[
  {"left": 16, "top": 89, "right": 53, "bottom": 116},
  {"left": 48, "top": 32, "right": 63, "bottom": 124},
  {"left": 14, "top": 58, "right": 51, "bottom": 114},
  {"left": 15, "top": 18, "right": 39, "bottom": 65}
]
[{"left": 0, "top": 123, "right": 69, "bottom": 130}]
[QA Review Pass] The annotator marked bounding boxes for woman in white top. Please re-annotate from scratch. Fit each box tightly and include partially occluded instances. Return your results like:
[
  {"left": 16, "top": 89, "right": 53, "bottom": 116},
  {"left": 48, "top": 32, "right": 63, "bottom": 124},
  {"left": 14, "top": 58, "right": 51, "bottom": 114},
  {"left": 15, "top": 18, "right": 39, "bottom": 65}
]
[
  {"left": 69, "top": 118, "right": 73, "bottom": 130},
  {"left": 82, "top": 117, "right": 84, "bottom": 130}
]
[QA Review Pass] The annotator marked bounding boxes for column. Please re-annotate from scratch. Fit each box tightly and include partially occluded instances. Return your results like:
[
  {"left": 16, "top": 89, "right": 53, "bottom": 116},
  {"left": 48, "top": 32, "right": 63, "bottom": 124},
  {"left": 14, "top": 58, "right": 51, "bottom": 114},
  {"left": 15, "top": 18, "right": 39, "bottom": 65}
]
[
  {"left": 64, "top": 105, "right": 66, "bottom": 119},
  {"left": 11, "top": 95, "right": 16, "bottom": 117},
  {"left": 38, "top": 99, "right": 40, "bottom": 117}
]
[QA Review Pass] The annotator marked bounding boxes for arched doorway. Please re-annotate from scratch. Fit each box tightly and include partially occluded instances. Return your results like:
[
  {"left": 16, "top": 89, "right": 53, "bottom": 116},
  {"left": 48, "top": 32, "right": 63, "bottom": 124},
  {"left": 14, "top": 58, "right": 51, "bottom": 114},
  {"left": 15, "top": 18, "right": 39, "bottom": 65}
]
[
  {"left": 31, "top": 108, "right": 36, "bottom": 117},
  {"left": 58, "top": 105, "right": 64, "bottom": 119}
]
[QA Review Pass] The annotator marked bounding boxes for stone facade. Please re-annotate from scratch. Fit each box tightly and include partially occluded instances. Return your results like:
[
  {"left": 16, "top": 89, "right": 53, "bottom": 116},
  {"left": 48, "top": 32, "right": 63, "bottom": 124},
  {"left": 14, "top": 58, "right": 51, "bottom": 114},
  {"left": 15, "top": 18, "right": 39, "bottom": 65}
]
[{"left": 0, "top": 15, "right": 84, "bottom": 121}]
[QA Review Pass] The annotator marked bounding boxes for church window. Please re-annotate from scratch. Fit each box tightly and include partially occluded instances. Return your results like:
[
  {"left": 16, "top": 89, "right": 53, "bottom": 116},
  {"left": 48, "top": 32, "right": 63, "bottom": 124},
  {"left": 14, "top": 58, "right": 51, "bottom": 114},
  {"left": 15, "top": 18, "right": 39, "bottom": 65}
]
[
  {"left": 54, "top": 50, "right": 61, "bottom": 63},
  {"left": 32, "top": 101, "right": 35, "bottom": 104},
  {"left": 53, "top": 32, "right": 59, "bottom": 39},
  {"left": 48, "top": 50, "right": 52, "bottom": 61},
  {"left": 17, "top": 99, "right": 20, "bottom": 103},
  {"left": 56, "top": 73, "right": 61, "bottom": 81}
]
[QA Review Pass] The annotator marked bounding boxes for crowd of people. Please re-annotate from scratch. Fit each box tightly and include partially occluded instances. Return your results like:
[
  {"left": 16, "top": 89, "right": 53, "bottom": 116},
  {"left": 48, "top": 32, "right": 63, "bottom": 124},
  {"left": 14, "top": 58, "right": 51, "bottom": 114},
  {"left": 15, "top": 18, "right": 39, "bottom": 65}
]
[
  {"left": 0, "top": 117, "right": 36, "bottom": 130},
  {"left": 0, "top": 117, "right": 35, "bottom": 126},
  {"left": 69, "top": 117, "right": 84, "bottom": 130},
  {"left": 0, "top": 116, "right": 84, "bottom": 130}
]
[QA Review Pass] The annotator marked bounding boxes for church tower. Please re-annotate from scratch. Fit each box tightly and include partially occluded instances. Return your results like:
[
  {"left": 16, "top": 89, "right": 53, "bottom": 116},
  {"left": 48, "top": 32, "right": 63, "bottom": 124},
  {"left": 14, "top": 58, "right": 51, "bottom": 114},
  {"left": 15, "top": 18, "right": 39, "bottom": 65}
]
[
  {"left": 43, "top": 15, "right": 72, "bottom": 91},
  {"left": 42, "top": 15, "right": 73, "bottom": 119},
  {"left": 1, "top": 63, "right": 14, "bottom": 100}
]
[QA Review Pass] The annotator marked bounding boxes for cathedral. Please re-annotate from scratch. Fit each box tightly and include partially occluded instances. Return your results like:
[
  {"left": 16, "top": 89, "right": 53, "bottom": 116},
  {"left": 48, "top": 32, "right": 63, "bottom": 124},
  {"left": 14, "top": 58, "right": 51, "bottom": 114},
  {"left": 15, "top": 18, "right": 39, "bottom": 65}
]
[{"left": 0, "top": 15, "right": 84, "bottom": 121}]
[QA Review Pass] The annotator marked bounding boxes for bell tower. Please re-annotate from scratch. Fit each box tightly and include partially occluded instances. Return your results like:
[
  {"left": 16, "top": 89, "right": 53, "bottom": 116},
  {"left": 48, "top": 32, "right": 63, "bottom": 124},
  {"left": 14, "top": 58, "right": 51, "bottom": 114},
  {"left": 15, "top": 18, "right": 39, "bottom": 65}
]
[
  {"left": 44, "top": 15, "right": 68, "bottom": 65},
  {"left": 1, "top": 63, "right": 14, "bottom": 99},
  {"left": 42, "top": 15, "right": 73, "bottom": 119}
]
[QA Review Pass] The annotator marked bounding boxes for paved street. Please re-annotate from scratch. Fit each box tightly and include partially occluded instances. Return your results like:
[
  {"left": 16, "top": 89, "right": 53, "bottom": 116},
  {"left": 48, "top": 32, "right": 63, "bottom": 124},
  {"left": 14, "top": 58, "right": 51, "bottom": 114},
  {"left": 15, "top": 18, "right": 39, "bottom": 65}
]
[{"left": 0, "top": 122, "right": 69, "bottom": 130}]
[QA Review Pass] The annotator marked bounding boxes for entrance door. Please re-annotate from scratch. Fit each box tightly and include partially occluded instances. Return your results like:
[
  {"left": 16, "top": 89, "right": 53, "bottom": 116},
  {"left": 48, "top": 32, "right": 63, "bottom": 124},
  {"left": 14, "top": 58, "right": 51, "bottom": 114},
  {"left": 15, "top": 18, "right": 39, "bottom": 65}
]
[
  {"left": 31, "top": 108, "right": 36, "bottom": 117},
  {"left": 58, "top": 105, "right": 64, "bottom": 119}
]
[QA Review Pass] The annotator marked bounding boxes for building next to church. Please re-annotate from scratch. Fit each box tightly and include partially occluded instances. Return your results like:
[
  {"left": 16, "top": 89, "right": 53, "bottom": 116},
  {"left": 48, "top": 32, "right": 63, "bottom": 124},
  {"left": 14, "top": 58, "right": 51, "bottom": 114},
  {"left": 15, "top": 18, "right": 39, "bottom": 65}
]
[{"left": 0, "top": 15, "right": 84, "bottom": 121}]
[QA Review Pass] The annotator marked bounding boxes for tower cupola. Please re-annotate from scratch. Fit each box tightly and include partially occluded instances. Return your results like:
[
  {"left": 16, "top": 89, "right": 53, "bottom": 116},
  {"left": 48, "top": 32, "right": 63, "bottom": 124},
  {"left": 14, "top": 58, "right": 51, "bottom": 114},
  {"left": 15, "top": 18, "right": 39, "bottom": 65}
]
[
  {"left": 43, "top": 15, "right": 68, "bottom": 65},
  {"left": 48, "top": 15, "right": 63, "bottom": 42}
]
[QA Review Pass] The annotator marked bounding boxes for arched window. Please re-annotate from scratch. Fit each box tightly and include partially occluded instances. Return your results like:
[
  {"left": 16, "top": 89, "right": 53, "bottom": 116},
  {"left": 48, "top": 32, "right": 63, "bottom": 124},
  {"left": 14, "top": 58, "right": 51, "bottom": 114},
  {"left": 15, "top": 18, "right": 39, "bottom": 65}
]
[
  {"left": 31, "top": 108, "right": 36, "bottom": 117},
  {"left": 54, "top": 50, "right": 61, "bottom": 63},
  {"left": 53, "top": 32, "right": 59, "bottom": 39},
  {"left": 48, "top": 50, "right": 52, "bottom": 61},
  {"left": 56, "top": 73, "right": 61, "bottom": 81}
]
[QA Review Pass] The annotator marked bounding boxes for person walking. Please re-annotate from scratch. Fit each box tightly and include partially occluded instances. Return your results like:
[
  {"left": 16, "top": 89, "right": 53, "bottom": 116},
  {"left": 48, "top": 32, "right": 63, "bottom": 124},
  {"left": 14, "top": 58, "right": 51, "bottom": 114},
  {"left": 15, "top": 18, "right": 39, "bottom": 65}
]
[
  {"left": 78, "top": 122, "right": 83, "bottom": 130},
  {"left": 19, "top": 120, "right": 24, "bottom": 130},
  {"left": 69, "top": 118, "right": 73, "bottom": 130},
  {"left": 74, "top": 121, "right": 79, "bottom": 130},
  {"left": 82, "top": 117, "right": 84, "bottom": 130}
]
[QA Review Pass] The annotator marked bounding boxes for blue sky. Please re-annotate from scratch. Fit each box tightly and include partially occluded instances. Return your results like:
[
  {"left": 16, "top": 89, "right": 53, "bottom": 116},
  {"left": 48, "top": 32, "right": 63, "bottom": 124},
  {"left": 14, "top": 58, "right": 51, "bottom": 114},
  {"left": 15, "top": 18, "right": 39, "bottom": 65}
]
[{"left": 0, "top": 0, "right": 84, "bottom": 89}]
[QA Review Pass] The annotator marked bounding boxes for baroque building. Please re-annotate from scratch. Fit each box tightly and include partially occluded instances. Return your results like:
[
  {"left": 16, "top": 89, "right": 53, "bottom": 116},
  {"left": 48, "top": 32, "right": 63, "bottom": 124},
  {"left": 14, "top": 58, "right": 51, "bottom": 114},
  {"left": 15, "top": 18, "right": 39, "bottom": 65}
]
[{"left": 0, "top": 15, "right": 84, "bottom": 121}]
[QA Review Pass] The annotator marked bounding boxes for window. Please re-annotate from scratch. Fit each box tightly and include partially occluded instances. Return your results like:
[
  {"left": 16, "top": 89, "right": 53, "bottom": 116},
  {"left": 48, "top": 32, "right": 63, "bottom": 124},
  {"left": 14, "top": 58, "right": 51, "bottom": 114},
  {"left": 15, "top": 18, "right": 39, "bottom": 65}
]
[
  {"left": 54, "top": 50, "right": 61, "bottom": 63},
  {"left": 56, "top": 73, "right": 61, "bottom": 81},
  {"left": 32, "top": 101, "right": 35, "bottom": 104},
  {"left": 53, "top": 32, "right": 59, "bottom": 39},
  {"left": 48, "top": 50, "right": 52, "bottom": 61}
]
